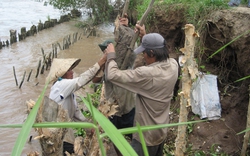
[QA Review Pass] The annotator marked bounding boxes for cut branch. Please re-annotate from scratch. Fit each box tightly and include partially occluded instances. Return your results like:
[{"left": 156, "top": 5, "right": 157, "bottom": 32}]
[
  {"left": 175, "top": 24, "right": 199, "bottom": 156},
  {"left": 122, "top": 0, "right": 130, "bottom": 17},
  {"left": 120, "top": 0, "right": 155, "bottom": 70}
]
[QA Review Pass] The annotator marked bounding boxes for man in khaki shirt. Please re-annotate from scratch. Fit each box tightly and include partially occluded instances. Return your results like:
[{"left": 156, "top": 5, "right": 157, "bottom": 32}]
[
  {"left": 93, "top": 15, "right": 136, "bottom": 156},
  {"left": 105, "top": 32, "right": 179, "bottom": 156}
]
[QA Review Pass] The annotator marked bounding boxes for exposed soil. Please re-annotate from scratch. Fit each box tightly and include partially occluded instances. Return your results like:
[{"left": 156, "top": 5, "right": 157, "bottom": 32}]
[{"left": 146, "top": 5, "right": 250, "bottom": 155}]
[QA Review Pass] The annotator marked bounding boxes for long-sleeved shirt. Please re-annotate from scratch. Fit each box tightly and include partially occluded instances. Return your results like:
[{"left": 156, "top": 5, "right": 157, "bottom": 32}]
[
  {"left": 49, "top": 62, "right": 100, "bottom": 144},
  {"left": 105, "top": 52, "right": 178, "bottom": 146}
]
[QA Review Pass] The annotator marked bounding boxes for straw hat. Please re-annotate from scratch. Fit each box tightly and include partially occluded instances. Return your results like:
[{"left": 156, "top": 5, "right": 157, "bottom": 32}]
[{"left": 46, "top": 58, "right": 81, "bottom": 83}]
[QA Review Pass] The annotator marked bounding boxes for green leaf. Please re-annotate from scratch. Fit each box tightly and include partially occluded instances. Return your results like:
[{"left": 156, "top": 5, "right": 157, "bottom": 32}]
[
  {"left": 0, "top": 124, "right": 23, "bottom": 128},
  {"left": 237, "top": 127, "right": 250, "bottom": 135},
  {"left": 208, "top": 30, "right": 250, "bottom": 59},
  {"left": 199, "top": 65, "right": 205, "bottom": 69},
  {"left": 234, "top": 75, "right": 250, "bottom": 83},
  {"left": 0, "top": 122, "right": 97, "bottom": 129},
  {"left": 100, "top": 120, "right": 206, "bottom": 138},
  {"left": 136, "top": 122, "right": 149, "bottom": 156},
  {"left": 11, "top": 82, "right": 48, "bottom": 156},
  {"left": 86, "top": 94, "right": 106, "bottom": 156},
  {"left": 81, "top": 94, "right": 138, "bottom": 156}
]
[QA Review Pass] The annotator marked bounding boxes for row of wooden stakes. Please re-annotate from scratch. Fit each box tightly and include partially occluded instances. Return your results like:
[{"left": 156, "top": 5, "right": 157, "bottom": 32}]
[{"left": 13, "top": 26, "right": 98, "bottom": 89}]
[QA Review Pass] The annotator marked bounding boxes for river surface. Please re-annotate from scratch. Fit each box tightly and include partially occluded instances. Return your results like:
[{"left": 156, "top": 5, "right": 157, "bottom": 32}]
[{"left": 0, "top": 0, "right": 114, "bottom": 155}]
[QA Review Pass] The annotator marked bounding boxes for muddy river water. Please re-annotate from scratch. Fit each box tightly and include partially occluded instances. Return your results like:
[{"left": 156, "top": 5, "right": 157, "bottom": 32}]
[{"left": 0, "top": 1, "right": 114, "bottom": 155}]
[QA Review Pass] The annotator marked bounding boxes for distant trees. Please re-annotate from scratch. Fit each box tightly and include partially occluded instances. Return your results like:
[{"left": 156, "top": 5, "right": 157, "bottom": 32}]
[{"left": 47, "top": 0, "right": 116, "bottom": 24}]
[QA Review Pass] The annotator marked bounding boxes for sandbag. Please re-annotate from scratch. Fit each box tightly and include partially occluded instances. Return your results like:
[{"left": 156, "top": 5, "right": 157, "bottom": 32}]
[{"left": 190, "top": 73, "right": 221, "bottom": 120}]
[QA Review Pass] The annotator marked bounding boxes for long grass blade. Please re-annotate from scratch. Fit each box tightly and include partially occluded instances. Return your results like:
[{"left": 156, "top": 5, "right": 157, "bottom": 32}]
[
  {"left": 100, "top": 120, "right": 206, "bottom": 138},
  {"left": 234, "top": 75, "right": 250, "bottom": 83},
  {"left": 86, "top": 94, "right": 106, "bottom": 156},
  {"left": 0, "top": 120, "right": 203, "bottom": 131},
  {"left": 0, "top": 124, "right": 23, "bottom": 128},
  {"left": 11, "top": 82, "right": 48, "bottom": 156},
  {"left": 33, "top": 122, "right": 96, "bottom": 128},
  {"left": 208, "top": 29, "right": 250, "bottom": 59},
  {"left": 136, "top": 122, "right": 149, "bottom": 156},
  {"left": 81, "top": 94, "right": 138, "bottom": 156},
  {"left": 237, "top": 128, "right": 250, "bottom": 135},
  {"left": 0, "top": 122, "right": 96, "bottom": 131}
]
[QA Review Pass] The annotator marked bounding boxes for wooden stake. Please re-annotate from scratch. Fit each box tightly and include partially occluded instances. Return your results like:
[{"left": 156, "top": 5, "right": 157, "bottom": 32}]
[
  {"left": 40, "top": 64, "right": 45, "bottom": 74},
  {"left": 27, "top": 69, "right": 33, "bottom": 82},
  {"left": 19, "top": 71, "right": 26, "bottom": 89},
  {"left": 41, "top": 48, "right": 45, "bottom": 62},
  {"left": 241, "top": 85, "right": 250, "bottom": 156},
  {"left": 57, "top": 42, "right": 62, "bottom": 50},
  {"left": 175, "top": 24, "right": 199, "bottom": 156},
  {"left": 35, "top": 60, "right": 41, "bottom": 78},
  {"left": 13, "top": 66, "right": 18, "bottom": 86},
  {"left": 55, "top": 46, "right": 57, "bottom": 58},
  {"left": 52, "top": 51, "right": 54, "bottom": 60}
]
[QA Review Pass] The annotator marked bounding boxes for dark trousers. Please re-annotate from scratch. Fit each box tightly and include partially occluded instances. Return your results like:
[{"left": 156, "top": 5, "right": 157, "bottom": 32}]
[
  {"left": 131, "top": 139, "right": 164, "bottom": 156},
  {"left": 109, "top": 108, "right": 135, "bottom": 156},
  {"left": 109, "top": 108, "right": 135, "bottom": 139},
  {"left": 63, "top": 142, "right": 74, "bottom": 156}
]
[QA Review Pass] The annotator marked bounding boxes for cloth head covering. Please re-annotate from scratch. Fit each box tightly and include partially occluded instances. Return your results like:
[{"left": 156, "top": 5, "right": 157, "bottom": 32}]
[
  {"left": 98, "top": 39, "right": 114, "bottom": 51},
  {"left": 46, "top": 58, "right": 81, "bottom": 83},
  {"left": 134, "top": 33, "right": 165, "bottom": 54}
]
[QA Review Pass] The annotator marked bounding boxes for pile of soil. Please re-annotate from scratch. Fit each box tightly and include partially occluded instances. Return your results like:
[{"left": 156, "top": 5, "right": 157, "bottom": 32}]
[{"left": 146, "top": 5, "right": 250, "bottom": 155}]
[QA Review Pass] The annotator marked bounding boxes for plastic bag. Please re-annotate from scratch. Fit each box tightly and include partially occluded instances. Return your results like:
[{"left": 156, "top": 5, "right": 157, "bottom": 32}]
[{"left": 190, "top": 73, "right": 221, "bottom": 120}]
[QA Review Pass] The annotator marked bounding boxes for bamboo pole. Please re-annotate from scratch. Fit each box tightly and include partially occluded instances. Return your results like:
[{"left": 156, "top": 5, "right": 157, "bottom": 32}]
[
  {"left": 120, "top": 0, "right": 155, "bottom": 70},
  {"left": 73, "top": 32, "right": 78, "bottom": 43},
  {"left": 122, "top": 0, "right": 130, "bottom": 17},
  {"left": 27, "top": 69, "right": 33, "bottom": 82},
  {"left": 41, "top": 48, "right": 46, "bottom": 74},
  {"left": 41, "top": 48, "right": 45, "bottom": 62},
  {"left": 52, "top": 51, "right": 55, "bottom": 60},
  {"left": 57, "top": 42, "right": 62, "bottom": 50},
  {"left": 175, "top": 24, "right": 199, "bottom": 156},
  {"left": 35, "top": 60, "right": 41, "bottom": 78},
  {"left": 241, "top": 85, "right": 250, "bottom": 156},
  {"left": 40, "top": 64, "right": 45, "bottom": 74},
  {"left": 78, "top": 32, "right": 82, "bottom": 40},
  {"left": 87, "top": 28, "right": 93, "bottom": 38},
  {"left": 47, "top": 52, "right": 52, "bottom": 70},
  {"left": 13, "top": 66, "right": 18, "bottom": 86},
  {"left": 55, "top": 46, "right": 57, "bottom": 58},
  {"left": 63, "top": 38, "right": 65, "bottom": 50},
  {"left": 19, "top": 71, "right": 26, "bottom": 89},
  {"left": 113, "top": 0, "right": 130, "bottom": 48}
]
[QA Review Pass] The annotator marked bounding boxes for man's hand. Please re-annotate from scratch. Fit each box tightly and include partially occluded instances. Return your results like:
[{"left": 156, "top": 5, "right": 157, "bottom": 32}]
[
  {"left": 135, "top": 23, "right": 146, "bottom": 38},
  {"left": 97, "top": 52, "right": 107, "bottom": 67},
  {"left": 119, "top": 13, "right": 129, "bottom": 26},
  {"left": 105, "top": 43, "right": 115, "bottom": 54}
]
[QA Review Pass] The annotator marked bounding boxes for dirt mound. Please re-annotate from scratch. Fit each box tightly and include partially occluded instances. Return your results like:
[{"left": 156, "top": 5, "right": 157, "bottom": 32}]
[{"left": 148, "top": 5, "right": 250, "bottom": 155}]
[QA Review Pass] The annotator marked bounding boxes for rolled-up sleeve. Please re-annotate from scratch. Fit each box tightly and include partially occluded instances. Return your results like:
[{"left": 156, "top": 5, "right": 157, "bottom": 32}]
[
  {"left": 105, "top": 52, "right": 116, "bottom": 81},
  {"left": 76, "top": 63, "right": 100, "bottom": 89}
]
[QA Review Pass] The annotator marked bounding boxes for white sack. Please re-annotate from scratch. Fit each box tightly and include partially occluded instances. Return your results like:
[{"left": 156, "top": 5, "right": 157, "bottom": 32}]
[{"left": 190, "top": 73, "right": 221, "bottom": 120}]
